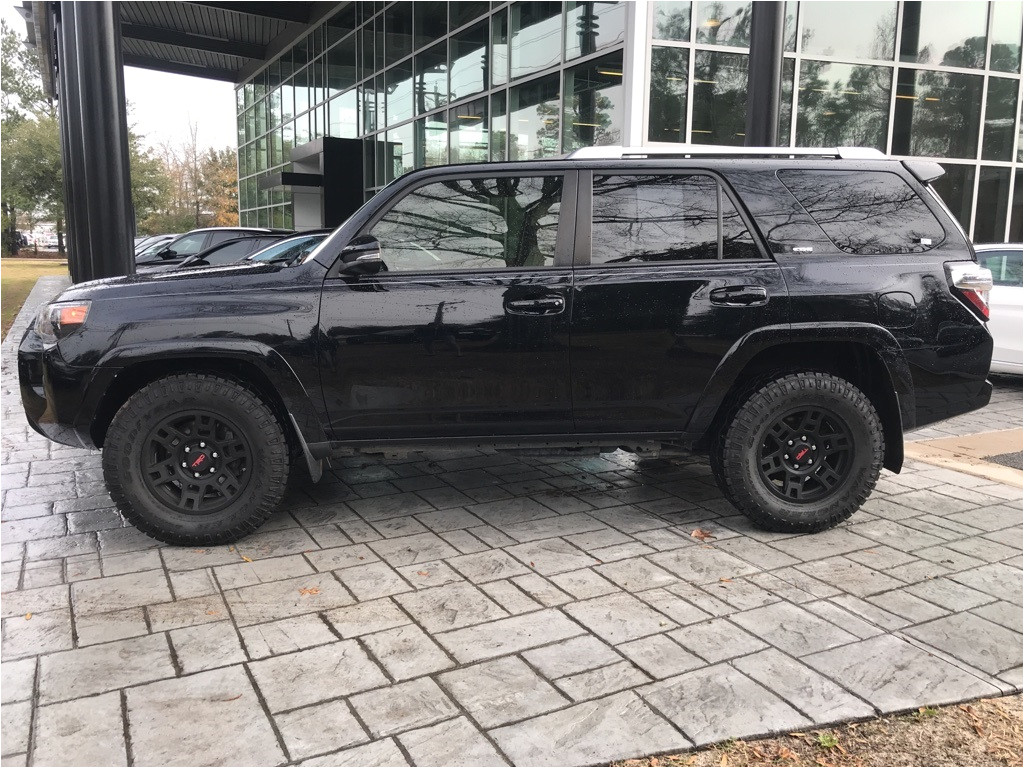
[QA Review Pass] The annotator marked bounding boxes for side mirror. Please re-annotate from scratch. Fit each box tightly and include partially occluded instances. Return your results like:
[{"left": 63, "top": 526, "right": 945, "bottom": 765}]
[
  {"left": 339, "top": 235, "right": 383, "bottom": 275},
  {"left": 160, "top": 248, "right": 176, "bottom": 259}
]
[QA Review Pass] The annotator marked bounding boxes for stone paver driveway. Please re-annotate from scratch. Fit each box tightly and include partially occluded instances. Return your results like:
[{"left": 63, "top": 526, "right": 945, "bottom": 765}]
[{"left": 2, "top": 278, "right": 1021, "bottom": 766}]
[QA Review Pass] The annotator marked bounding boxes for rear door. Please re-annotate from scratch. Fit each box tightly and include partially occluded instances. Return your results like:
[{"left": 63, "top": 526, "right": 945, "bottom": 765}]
[
  {"left": 570, "top": 169, "right": 787, "bottom": 435},
  {"left": 319, "top": 170, "right": 576, "bottom": 440}
]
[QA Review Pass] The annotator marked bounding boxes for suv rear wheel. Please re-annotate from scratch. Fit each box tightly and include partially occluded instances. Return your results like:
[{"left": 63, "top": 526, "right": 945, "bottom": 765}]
[
  {"left": 712, "top": 372, "right": 883, "bottom": 533},
  {"left": 102, "top": 374, "right": 289, "bottom": 545}
]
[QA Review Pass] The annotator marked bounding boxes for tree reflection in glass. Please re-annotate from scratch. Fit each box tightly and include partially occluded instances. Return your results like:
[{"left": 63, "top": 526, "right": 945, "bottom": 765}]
[
  {"left": 796, "top": 61, "right": 891, "bottom": 151},
  {"left": 370, "top": 176, "right": 562, "bottom": 271}
]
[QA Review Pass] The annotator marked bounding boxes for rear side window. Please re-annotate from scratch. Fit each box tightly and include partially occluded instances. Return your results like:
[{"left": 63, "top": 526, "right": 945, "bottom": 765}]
[
  {"left": 590, "top": 174, "right": 761, "bottom": 264},
  {"left": 778, "top": 170, "right": 945, "bottom": 255},
  {"left": 978, "top": 249, "right": 1023, "bottom": 287},
  {"left": 204, "top": 240, "right": 257, "bottom": 265}
]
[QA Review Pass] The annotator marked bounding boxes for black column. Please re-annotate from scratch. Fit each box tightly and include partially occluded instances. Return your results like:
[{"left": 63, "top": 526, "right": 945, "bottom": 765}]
[
  {"left": 744, "top": 1, "right": 786, "bottom": 147},
  {"left": 55, "top": 1, "right": 135, "bottom": 282}
]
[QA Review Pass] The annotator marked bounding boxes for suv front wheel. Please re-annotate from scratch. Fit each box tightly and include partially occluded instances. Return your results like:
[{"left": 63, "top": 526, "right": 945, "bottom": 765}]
[
  {"left": 102, "top": 373, "right": 289, "bottom": 545},
  {"left": 713, "top": 372, "right": 884, "bottom": 533}
]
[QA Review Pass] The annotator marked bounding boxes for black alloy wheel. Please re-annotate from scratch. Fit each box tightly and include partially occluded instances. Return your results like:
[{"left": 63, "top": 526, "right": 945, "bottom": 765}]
[
  {"left": 758, "top": 407, "right": 853, "bottom": 503},
  {"left": 103, "top": 374, "right": 289, "bottom": 545},
  {"left": 711, "top": 371, "right": 884, "bottom": 533},
  {"left": 141, "top": 410, "right": 253, "bottom": 515}
]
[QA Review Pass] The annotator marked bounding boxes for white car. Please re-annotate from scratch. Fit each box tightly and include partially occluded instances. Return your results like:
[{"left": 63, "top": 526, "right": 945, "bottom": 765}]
[{"left": 976, "top": 243, "right": 1023, "bottom": 375}]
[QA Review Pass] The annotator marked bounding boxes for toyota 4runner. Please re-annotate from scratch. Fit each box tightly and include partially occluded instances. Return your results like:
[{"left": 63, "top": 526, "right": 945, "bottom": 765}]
[{"left": 19, "top": 146, "right": 995, "bottom": 545}]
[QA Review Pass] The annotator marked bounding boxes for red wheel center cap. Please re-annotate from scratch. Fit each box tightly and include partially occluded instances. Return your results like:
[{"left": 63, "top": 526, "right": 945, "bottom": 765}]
[
  {"left": 794, "top": 447, "right": 810, "bottom": 462},
  {"left": 190, "top": 453, "right": 209, "bottom": 470}
]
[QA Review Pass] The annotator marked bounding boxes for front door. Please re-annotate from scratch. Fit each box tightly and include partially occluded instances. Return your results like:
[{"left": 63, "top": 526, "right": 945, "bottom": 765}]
[
  {"left": 570, "top": 170, "right": 788, "bottom": 434},
  {"left": 319, "top": 171, "right": 576, "bottom": 441}
]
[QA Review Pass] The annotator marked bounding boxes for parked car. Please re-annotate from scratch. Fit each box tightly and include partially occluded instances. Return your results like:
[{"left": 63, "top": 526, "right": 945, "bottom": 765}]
[
  {"left": 975, "top": 243, "right": 1023, "bottom": 375},
  {"left": 134, "top": 234, "right": 177, "bottom": 255},
  {"left": 19, "top": 146, "right": 995, "bottom": 545},
  {"left": 134, "top": 227, "right": 291, "bottom": 269},
  {"left": 245, "top": 231, "right": 331, "bottom": 265},
  {"left": 141, "top": 235, "right": 288, "bottom": 273}
]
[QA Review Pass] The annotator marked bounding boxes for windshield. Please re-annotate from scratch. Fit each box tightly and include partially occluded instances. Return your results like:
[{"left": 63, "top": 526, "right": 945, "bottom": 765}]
[{"left": 249, "top": 234, "right": 328, "bottom": 264}]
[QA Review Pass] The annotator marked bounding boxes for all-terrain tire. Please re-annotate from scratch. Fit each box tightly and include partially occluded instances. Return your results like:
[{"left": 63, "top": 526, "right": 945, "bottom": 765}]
[
  {"left": 102, "top": 374, "right": 289, "bottom": 545},
  {"left": 711, "top": 372, "right": 884, "bottom": 533}
]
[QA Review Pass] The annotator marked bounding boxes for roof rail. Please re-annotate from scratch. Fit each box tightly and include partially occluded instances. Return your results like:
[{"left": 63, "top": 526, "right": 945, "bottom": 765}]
[{"left": 564, "top": 145, "right": 888, "bottom": 160}]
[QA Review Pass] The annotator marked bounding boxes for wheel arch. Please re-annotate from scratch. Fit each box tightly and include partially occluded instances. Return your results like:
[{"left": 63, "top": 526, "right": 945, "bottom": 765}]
[
  {"left": 82, "top": 345, "right": 329, "bottom": 462},
  {"left": 687, "top": 324, "right": 912, "bottom": 473}
]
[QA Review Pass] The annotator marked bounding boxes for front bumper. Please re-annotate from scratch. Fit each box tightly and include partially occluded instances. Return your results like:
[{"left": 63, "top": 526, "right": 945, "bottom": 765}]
[{"left": 18, "top": 327, "right": 97, "bottom": 448}]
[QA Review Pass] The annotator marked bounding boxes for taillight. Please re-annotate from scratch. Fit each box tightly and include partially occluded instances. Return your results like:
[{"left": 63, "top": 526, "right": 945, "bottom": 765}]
[{"left": 946, "top": 262, "right": 993, "bottom": 320}]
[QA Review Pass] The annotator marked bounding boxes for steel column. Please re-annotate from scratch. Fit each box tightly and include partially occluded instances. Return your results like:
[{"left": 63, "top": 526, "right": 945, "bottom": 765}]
[
  {"left": 744, "top": 1, "right": 786, "bottom": 147},
  {"left": 55, "top": 1, "right": 135, "bottom": 281}
]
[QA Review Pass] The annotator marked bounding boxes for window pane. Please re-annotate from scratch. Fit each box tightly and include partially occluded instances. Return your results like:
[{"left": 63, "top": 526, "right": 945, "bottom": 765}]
[
  {"left": 449, "top": 97, "right": 489, "bottom": 164},
  {"left": 978, "top": 250, "right": 1023, "bottom": 286},
  {"left": 451, "top": 1, "right": 489, "bottom": 29},
  {"left": 891, "top": 68, "right": 983, "bottom": 159},
  {"left": 510, "top": 74, "right": 561, "bottom": 159},
  {"left": 800, "top": 2, "right": 897, "bottom": 60},
  {"left": 565, "top": 2, "right": 625, "bottom": 60},
  {"left": 415, "top": 1, "right": 448, "bottom": 49},
  {"left": 451, "top": 21, "right": 489, "bottom": 101},
  {"left": 648, "top": 47, "right": 688, "bottom": 143},
  {"left": 206, "top": 240, "right": 256, "bottom": 265},
  {"left": 491, "top": 11, "right": 509, "bottom": 86},
  {"left": 328, "top": 35, "right": 357, "bottom": 97},
  {"left": 899, "top": 0, "right": 987, "bottom": 69},
  {"left": 329, "top": 90, "right": 359, "bottom": 138},
  {"left": 280, "top": 80, "right": 294, "bottom": 123},
  {"left": 931, "top": 163, "right": 975, "bottom": 233},
  {"left": 386, "top": 122, "right": 415, "bottom": 183},
  {"left": 563, "top": 53, "right": 624, "bottom": 151},
  {"left": 778, "top": 170, "right": 945, "bottom": 254},
  {"left": 653, "top": 1, "right": 690, "bottom": 42},
  {"left": 982, "top": 77, "right": 1019, "bottom": 162},
  {"left": 360, "top": 82, "right": 377, "bottom": 134},
  {"left": 991, "top": 0, "right": 1023, "bottom": 74},
  {"left": 591, "top": 175, "right": 759, "bottom": 263},
  {"left": 691, "top": 51, "right": 747, "bottom": 145},
  {"left": 490, "top": 91, "right": 507, "bottom": 160},
  {"left": 294, "top": 66, "right": 310, "bottom": 115},
  {"left": 974, "top": 167, "right": 1012, "bottom": 244},
  {"left": 510, "top": 2, "right": 562, "bottom": 80},
  {"left": 369, "top": 176, "right": 563, "bottom": 271},
  {"left": 386, "top": 61, "right": 414, "bottom": 126},
  {"left": 694, "top": 1, "right": 751, "bottom": 47},
  {"left": 417, "top": 116, "right": 449, "bottom": 166},
  {"left": 384, "top": 3, "right": 414, "bottom": 66},
  {"left": 326, "top": 6, "right": 356, "bottom": 46},
  {"left": 796, "top": 61, "right": 891, "bottom": 151},
  {"left": 415, "top": 43, "right": 449, "bottom": 114}
]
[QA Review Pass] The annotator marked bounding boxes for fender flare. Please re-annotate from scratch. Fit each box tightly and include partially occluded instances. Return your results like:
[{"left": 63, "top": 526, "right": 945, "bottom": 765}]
[
  {"left": 684, "top": 322, "right": 913, "bottom": 470},
  {"left": 78, "top": 340, "right": 330, "bottom": 454}
]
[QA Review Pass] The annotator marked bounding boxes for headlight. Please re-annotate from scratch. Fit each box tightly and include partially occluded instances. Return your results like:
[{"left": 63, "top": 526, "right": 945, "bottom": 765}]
[{"left": 36, "top": 301, "right": 91, "bottom": 342}]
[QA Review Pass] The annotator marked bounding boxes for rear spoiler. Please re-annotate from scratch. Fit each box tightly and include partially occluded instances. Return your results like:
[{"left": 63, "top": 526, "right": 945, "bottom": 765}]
[{"left": 903, "top": 159, "right": 945, "bottom": 184}]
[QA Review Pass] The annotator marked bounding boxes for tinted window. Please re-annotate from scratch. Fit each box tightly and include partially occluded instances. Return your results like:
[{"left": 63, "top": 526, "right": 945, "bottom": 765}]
[
  {"left": 208, "top": 230, "right": 252, "bottom": 246},
  {"left": 204, "top": 240, "right": 258, "bottom": 265},
  {"left": 978, "top": 250, "right": 1023, "bottom": 287},
  {"left": 167, "top": 233, "right": 208, "bottom": 256},
  {"left": 250, "top": 234, "right": 328, "bottom": 263},
  {"left": 370, "top": 175, "right": 562, "bottom": 272},
  {"left": 590, "top": 174, "right": 760, "bottom": 264},
  {"left": 778, "top": 170, "right": 945, "bottom": 254}
]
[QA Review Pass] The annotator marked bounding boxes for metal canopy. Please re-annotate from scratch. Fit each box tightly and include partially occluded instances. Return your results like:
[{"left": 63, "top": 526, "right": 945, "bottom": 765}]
[{"left": 22, "top": 1, "right": 339, "bottom": 85}]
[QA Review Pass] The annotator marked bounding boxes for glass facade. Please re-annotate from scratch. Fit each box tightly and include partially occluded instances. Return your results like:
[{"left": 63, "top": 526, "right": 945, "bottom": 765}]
[
  {"left": 237, "top": 1, "right": 1022, "bottom": 242},
  {"left": 236, "top": 1, "right": 626, "bottom": 225},
  {"left": 646, "top": 0, "right": 1023, "bottom": 242}
]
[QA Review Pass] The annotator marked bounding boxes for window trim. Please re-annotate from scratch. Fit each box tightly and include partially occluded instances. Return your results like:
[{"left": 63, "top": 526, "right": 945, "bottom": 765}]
[
  {"left": 338, "top": 168, "right": 578, "bottom": 277},
  {"left": 574, "top": 167, "right": 771, "bottom": 268}
]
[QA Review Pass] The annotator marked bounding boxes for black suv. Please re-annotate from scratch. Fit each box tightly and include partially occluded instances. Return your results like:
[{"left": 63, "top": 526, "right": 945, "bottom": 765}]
[{"left": 19, "top": 147, "right": 995, "bottom": 545}]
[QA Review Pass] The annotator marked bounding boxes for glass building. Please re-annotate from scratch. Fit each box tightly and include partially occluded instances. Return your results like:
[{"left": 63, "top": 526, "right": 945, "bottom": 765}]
[{"left": 236, "top": 0, "right": 1022, "bottom": 243}]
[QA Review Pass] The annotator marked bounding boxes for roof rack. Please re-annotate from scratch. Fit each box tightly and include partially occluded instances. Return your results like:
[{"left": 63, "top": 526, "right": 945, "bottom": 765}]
[{"left": 564, "top": 145, "right": 887, "bottom": 160}]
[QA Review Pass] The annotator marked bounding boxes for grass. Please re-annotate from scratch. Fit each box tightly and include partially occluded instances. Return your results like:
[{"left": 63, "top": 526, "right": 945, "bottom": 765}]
[{"left": 1, "top": 257, "right": 69, "bottom": 339}]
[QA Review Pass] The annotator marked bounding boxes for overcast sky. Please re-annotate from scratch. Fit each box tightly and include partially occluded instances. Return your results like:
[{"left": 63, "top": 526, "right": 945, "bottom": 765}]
[{"left": 4, "top": 3, "right": 238, "bottom": 153}]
